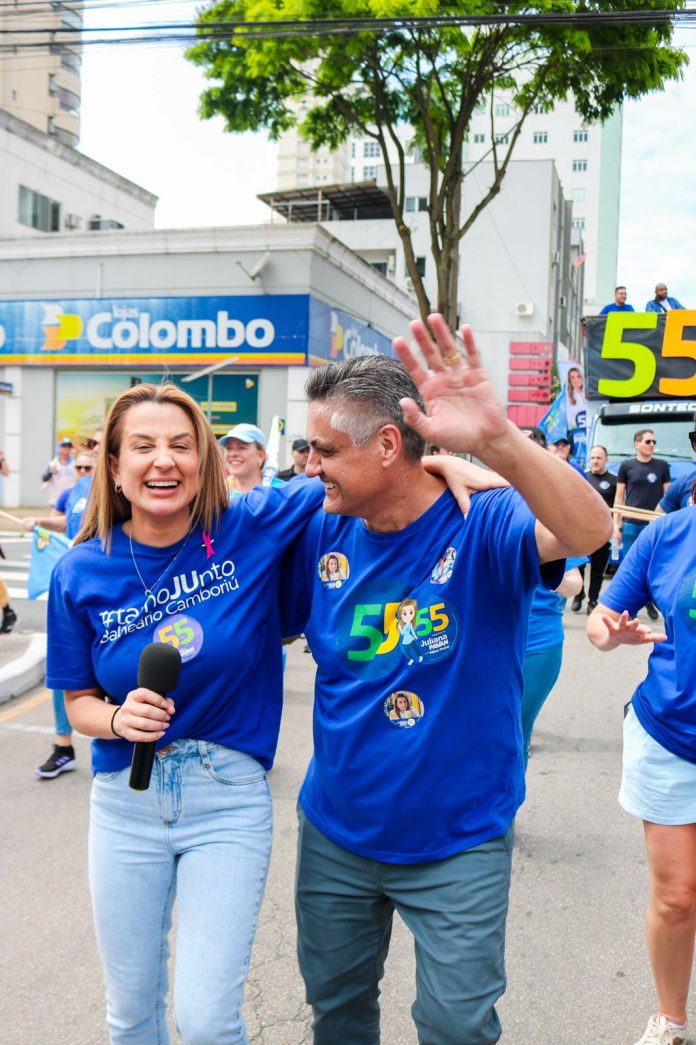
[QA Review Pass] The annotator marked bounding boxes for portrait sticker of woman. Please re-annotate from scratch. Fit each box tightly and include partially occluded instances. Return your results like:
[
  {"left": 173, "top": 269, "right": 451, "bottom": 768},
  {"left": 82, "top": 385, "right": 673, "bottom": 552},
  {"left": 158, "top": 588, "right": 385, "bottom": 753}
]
[
  {"left": 395, "top": 598, "right": 425, "bottom": 665},
  {"left": 430, "top": 546, "right": 457, "bottom": 584},
  {"left": 317, "top": 551, "right": 350, "bottom": 589},
  {"left": 384, "top": 690, "right": 424, "bottom": 728}
]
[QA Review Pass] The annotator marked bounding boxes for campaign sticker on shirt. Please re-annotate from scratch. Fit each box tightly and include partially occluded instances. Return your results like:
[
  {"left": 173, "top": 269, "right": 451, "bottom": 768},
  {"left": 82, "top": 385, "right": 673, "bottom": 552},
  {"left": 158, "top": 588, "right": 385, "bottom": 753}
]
[
  {"left": 599, "top": 480, "right": 611, "bottom": 491},
  {"left": 384, "top": 690, "right": 424, "bottom": 729},
  {"left": 153, "top": 613, "right": 204, "bottom": 663},
  {"left": 647, "top": 473, "right": 658, "bottom": 484},
  {"left": 430, "top": 546, "right": 456, "bottom": 585},
  {"left": 317, "top": 551, "right": 350, "bottom": 589},
  {"left": 338, "top": 579, "right": 459, "bottom": 681}
]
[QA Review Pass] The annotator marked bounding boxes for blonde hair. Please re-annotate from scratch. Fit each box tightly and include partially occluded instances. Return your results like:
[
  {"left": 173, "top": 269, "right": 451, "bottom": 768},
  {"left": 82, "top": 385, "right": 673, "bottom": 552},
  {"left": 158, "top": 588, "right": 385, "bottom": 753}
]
[{"left": 76, "top": 383, "right": 229, "bottom": 551}]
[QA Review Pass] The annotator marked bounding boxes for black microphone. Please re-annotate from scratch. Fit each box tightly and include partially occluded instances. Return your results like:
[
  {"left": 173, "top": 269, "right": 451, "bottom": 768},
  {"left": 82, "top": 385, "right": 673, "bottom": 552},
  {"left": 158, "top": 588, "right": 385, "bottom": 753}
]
[{"left": 128, "top": 643, "right": 182, "bottom": 792}]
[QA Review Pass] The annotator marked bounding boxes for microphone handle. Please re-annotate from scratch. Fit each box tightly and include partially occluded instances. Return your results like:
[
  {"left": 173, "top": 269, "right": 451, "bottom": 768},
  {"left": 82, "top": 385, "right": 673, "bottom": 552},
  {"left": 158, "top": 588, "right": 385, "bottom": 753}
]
[{"left": 129, "top": 739, "right": 158, "bottom": 792}]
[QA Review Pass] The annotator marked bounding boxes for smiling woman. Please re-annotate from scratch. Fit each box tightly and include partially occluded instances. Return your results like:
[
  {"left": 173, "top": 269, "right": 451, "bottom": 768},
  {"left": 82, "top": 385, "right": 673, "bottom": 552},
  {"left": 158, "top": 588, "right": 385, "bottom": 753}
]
[{"left": 44, "top": 381, "right": 326, "bottom": 1043}]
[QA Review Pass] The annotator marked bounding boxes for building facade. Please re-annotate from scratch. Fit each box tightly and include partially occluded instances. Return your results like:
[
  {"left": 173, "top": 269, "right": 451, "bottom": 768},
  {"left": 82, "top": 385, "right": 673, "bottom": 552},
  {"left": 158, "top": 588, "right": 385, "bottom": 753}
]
[
  {"left": 0, "top": 109, "right": 157, "bottom": 238},
  {"left": 0, "top": 224, "right": 416, "bottom": 506},
  {"left": 0, "top": 0, "right": 84, "bottom": 147}
]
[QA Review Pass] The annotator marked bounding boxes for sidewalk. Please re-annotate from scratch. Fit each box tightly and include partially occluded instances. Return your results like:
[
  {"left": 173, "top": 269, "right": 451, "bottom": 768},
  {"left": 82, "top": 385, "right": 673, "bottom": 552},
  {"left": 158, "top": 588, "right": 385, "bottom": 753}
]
[
  {"left": 0, "top": 507, "right": 49, "bottom": 704},
  {"left": 0, "top": 631, "right": 46, "bottom": 704}
]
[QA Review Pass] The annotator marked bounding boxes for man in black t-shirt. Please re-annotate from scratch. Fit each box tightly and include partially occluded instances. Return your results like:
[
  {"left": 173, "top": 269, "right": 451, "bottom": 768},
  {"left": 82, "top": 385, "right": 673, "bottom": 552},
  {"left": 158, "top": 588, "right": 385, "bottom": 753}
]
[
  {"left": 572, "top": 445, "right": 617, "bottom": 613},
  {"left": 278, "top": 437, "right": 310, "bottom": 482},
  {"left": 613, "top": 428, "right": 670, "bottom": 619}
]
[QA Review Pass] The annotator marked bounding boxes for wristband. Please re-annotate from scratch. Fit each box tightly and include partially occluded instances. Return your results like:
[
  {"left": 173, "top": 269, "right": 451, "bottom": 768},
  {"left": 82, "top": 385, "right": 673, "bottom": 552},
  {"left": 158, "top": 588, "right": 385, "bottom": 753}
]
[{"left": 110, "top": 706, "right": 124, "bottom": 739}]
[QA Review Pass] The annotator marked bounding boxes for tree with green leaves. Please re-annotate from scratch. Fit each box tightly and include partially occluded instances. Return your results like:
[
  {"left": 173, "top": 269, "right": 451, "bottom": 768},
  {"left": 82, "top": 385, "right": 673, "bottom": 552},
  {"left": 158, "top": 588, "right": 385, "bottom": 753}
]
[{"left": 187, "top": 1, "right": 686, "bottom": 326}]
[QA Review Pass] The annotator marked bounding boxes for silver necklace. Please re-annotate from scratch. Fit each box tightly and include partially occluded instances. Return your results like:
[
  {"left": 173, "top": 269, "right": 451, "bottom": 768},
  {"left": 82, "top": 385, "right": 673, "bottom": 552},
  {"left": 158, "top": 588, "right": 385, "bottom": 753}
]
[{"left": 128, "top": 527, "right": 193, "bottom": 599}]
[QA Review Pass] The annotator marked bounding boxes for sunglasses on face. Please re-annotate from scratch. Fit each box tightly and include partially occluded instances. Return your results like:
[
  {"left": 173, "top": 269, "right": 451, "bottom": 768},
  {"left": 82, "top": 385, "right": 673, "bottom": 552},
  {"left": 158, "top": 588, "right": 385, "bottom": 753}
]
[
  {"left": 643, "top": 439, "right": 656, "bottom": 445},
  {"left": 83, "top": 438, "right": 102, "bottom": 450},
  {"left": 75, "top": 464, "right": 93, "bottom": 472}
]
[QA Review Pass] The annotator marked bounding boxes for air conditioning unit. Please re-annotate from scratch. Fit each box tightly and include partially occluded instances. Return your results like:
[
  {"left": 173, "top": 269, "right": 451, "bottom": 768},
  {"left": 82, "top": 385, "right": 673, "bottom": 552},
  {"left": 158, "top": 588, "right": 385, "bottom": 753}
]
[
  {"left": 552, "top": 250, "right": 561, "bottom": 266},
  {"left": 64, "top": 212, "right": 81, "bottom": 230},
  {"left": 386, "top": 255, "right": 396, "bottom": 276},
  {"left": 515, "top": 302, "right": 534, "bottom": 317},
  {"left": 558, "top": 294, "right": 567, "bottom": 308}
]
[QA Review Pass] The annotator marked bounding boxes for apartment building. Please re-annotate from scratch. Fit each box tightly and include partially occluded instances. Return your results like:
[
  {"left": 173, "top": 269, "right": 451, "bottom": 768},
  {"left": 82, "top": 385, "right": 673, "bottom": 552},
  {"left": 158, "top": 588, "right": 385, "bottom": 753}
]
[{"left": 0, "top": 0, "right": 84, "bottom": 147}]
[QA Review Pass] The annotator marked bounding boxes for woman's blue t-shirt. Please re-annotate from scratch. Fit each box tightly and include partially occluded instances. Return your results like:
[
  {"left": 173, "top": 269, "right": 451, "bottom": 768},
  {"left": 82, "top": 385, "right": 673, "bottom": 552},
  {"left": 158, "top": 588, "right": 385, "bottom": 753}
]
[
  {"left": 602, "top": 509, "right": 696, "bottom": 764},
  {"left": 46, "top": 479, "right": 324, "bottom": 772}
]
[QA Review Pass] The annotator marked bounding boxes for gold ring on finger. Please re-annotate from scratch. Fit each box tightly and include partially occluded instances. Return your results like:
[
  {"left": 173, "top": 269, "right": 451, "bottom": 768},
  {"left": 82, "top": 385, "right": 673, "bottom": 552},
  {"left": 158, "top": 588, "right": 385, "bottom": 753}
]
[{"left": 443, "top": 353, "right": 460, "bottom": 366}]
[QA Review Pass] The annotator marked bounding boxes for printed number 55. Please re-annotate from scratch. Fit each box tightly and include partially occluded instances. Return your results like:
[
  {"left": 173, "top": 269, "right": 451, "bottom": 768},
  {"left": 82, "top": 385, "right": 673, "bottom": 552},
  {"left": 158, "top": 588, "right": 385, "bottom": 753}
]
[{"left": 158, "top": 618, "right": 195, "bottom": 648}]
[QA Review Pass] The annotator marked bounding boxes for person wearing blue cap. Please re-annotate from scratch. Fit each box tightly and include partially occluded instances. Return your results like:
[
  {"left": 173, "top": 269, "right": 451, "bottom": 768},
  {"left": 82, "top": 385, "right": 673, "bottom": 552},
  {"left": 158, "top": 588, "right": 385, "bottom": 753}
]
[{"left": 219, "top": 424, "right": 282, "bottom": 494}]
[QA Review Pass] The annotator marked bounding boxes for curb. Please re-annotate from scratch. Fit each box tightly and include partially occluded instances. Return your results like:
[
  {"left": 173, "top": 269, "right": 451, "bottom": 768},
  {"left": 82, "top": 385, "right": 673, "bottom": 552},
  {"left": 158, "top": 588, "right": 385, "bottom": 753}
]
[{"left": 0, "top": 634, "right": 47, "bottom": 704}]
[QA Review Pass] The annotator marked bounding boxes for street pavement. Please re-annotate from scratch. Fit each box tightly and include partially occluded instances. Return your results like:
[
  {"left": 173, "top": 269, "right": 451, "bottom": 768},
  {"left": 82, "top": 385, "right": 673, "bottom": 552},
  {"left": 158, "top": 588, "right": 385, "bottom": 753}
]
[{"left": 1, "top": 607, "right": 691, "bottom": 1044}]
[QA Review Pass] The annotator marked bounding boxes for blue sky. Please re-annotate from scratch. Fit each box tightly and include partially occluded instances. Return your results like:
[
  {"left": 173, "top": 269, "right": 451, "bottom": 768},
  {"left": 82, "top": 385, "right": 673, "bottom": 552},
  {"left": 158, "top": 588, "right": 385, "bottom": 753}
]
[{"left": 78, "top": 5, "right": 696, "bottom": 308}]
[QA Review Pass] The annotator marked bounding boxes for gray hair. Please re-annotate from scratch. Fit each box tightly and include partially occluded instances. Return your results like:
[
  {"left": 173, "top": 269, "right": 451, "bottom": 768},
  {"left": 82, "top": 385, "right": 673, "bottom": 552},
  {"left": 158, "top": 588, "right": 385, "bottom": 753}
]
[{"left": 305, "top": 356, "right": 426, "bottom": 461}]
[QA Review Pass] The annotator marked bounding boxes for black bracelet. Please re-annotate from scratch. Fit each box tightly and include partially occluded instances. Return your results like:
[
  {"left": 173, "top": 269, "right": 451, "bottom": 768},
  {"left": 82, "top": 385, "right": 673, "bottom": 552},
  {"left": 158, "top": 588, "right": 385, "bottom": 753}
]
[{"left": 110, "top": 706, "right": 123, "bottom": 739}]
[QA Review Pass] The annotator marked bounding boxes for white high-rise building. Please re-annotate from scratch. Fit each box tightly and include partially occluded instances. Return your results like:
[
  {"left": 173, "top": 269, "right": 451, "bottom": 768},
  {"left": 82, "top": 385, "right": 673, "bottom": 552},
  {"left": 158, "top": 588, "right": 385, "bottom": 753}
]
[
  {"left": 0, "top": 0, "right": 84, "bottom": 148},
  {"left": 276, "top": 96, "right": 622, "bottom": 311},
  {"left": 466, "top": 96, "right": 622, "bottom": 310}
]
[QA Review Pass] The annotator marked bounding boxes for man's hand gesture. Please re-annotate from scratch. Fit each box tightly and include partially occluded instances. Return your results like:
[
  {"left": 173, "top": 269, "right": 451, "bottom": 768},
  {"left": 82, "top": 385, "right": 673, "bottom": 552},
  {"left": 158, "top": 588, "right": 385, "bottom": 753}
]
[{"left": 394, "top": 314, "right": 509, "bottom": 456}]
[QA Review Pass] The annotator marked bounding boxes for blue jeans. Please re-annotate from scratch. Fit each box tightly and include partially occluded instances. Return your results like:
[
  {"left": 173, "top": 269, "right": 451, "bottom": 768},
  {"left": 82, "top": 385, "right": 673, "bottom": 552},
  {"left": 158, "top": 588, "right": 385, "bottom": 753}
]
[
  {"left": 295, "top": 810, "right": 513, "bottom": 1044},
  {"left": 89, "top": 740, "right": 272, "bottom": 1044},
  {"left": 621, "top": 520, "right": 648, "bottom": 557},
  {"left": 520, "top": 643, "right": 564, "bottom": 768},
  {"left": 52, "top": 689, "right": 72, "bottom": 737}
]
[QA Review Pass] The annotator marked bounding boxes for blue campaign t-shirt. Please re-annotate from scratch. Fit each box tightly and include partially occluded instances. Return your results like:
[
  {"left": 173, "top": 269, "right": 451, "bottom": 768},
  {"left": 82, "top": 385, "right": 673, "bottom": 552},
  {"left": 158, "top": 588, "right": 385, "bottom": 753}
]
[
  {"left": 658, "top": 471, "right": 695, "bottom": 513},
  {"left": 525, "top": 555, "right": 587, "bottom": 654},
  {"left": 601, "top": 510, "right": 696, "bottom": 764},
  {"left": 61, "top": 474, "right": 93, "bottom": 538},
  {"left": 283, "top": 487, "right": 563, "bottom": 864},
  {"left": 46, "top": 479, "right": 324, "bottom": 773}
]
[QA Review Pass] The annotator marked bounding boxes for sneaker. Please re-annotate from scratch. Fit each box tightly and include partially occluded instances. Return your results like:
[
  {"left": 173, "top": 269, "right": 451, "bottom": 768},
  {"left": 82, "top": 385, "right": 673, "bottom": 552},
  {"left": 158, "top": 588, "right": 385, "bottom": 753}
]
[
  {"left": 571, "top": 594, "right": 584, "bottom": 612},
  {"left": 646, "top": 602, "right": 660, "bottom": 621},
  {"left": 634, "top": 1014, "right": 687, "bottom": 1044},
  {"left": 586, "top": 600, "right": 598, "bottom": 615},
  {"left": 1, "top": 606, "right": 17, "bottom": 633},
  {"left": 35, "top": 745, "right": 76, "bottom": 779}
]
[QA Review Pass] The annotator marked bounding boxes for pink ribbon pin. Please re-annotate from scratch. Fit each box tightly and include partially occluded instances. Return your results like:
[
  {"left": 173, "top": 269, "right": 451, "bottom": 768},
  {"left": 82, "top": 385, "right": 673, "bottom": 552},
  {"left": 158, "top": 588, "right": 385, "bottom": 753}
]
[{"left": 202, "top": 531, "right": 215, "bottom": 559}]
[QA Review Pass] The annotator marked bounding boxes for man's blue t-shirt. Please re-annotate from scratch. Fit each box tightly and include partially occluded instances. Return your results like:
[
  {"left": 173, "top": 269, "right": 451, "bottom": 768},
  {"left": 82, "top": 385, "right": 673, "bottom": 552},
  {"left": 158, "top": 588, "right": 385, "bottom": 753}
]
[
  {"left": 602, "top": 510, "right": 696, "bottom": 764},
  {"left": 46, "top": 480, "right": 324, "bottom": 773},
  {"left": 525, "top": 555, "right": 587, "bottom": 654},
  {"left": 658, "top": 471, "right": 695, "bottom": 513},
  {"left": 599, "top": 303, "right": 635, "bottom": 314},
  {"left": 282, "top": 487, "right": 563, "bottom": 864}
]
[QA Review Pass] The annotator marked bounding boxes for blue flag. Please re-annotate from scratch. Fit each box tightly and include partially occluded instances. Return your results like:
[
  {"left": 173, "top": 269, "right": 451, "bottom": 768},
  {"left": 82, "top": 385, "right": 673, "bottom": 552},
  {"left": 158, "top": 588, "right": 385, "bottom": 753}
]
[{"left": 27, "top": 527, "right": 71, "bottom": 600}]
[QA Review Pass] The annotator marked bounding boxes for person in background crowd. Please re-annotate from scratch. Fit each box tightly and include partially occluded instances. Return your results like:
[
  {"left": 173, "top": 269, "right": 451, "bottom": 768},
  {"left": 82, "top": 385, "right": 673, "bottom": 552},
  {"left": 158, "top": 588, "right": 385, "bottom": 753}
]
[
  {"left": 646, "top": 283, "right": 685, "bottom": 312},
  {"left": 278, "top": 437, "right": 310, "bottom": 481},
  {"left": 219, "top": 423, "right": 283, "bottom": 494},
  {"left": 0, "top": 450, "right": 17, "bottom": 634},
  {"left": 572, "top": 445, "right": 617, "bottom": 614},
  {"left": 587, "top": 515, "right": 696, "bottom": 1045},
  {"left": 613, "top": 429, "right": 670, "bottom": 621},
  {"left": 428, "top": 444, "right": 457, "bottom": 455},
  {"left": 519, "top": 426, "right": 547, "bottom": 449},
  {"left": 599, "top": 286, "right": 635, "bottom": 314},
  {"left": 42, "top": 438, "right": 75, "bottom": 506},
  {"left": 23, "top": 450, "right": 96, "bottom": 778},
  {"left": 550, "top": 434, "right": 585, "bottom": 476},
  {"left": 518, "top": 427, "right": 586, "bottom": 766}
]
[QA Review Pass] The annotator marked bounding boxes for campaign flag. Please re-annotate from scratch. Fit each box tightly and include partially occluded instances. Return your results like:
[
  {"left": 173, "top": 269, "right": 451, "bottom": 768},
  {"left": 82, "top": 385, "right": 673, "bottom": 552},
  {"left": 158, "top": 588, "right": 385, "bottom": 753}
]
[
  {"left": 538, "top": 388, "right": 568, "bottom": 444},
  {"left": 27, "top": 527, "right": 71, "bottom": 600},
  {"left": 262, "top": 415, "right": 281, "bottom": 486}
]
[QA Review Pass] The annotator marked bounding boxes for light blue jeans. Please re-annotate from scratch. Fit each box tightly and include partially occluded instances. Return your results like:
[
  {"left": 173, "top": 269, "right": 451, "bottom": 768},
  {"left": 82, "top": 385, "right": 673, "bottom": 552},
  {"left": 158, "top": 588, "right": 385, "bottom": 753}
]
[{"left": 89, "top": 740, "right": 273, "bottom": 1044}]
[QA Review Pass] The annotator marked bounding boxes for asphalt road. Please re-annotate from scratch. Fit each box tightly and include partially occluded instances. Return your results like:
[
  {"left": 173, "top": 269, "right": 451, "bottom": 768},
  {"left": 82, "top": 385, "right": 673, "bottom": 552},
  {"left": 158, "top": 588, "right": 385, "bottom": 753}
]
[{"left": 1, "top": 609, "right": 689, "bottom": 1045}]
